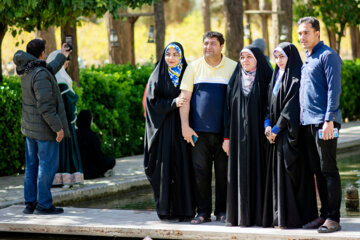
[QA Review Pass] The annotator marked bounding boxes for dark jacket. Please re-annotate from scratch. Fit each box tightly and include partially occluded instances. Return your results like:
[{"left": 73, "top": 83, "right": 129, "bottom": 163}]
[{"left": 13, "top": 50, "right": 70, "bottom": 141}]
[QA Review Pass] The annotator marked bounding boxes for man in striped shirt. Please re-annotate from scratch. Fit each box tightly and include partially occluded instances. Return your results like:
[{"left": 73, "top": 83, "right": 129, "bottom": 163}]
[{"left": 179, "top": 31, "right": 237, "bottom": 224}]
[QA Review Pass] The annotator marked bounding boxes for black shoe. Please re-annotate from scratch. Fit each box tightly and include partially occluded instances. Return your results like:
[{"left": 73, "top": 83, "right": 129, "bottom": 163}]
[
  {"left": 23, "top": 202, "right": 37, "bottom": 214},
  {"left": 34, "top": 205, "right": 64, "bottom": 215}
]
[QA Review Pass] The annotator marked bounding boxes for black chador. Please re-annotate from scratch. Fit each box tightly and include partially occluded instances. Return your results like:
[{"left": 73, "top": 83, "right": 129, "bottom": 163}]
[
  {"left": 224, "top": 45, "right": 273, "bottom": 226},
  {"left": 144, "top": 42, "right": 195, "bottom": 220},
  {"left": 262, "top": 42, "right": 318, "bottom": 228}
]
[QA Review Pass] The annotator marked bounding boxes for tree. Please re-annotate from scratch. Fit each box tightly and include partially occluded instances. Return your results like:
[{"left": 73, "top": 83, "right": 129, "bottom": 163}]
[
  {"left": 0, "top": 0, "right": 48, "bottom": 81},
  {"left": 0, "top": 0, "right": 153, "bottom": 81},
  {"left": 106, "top": 10, "right": 132, "bottom": 64},
  {"left": 154, "top": 0, "right": 165, "bottom": 62},
  {"left": 294, "top": 0, "right": 360, "bottom": 54},
  {"left": 202, "top": 0, "right": 211, "bottom": 32},
  {"left": 272, "top": 0, "right": 292, "bottom": 49},
  {"left": 259, "top": 0, "right": 270, "bottom": 56},
  {"left": 350, "top": 26, "right": 360, "bottom": 59},
  {"left": 35, "top": 27, "right": 57, "bottom": 54},
  {"left": 224, "top": 0, "right": 244, "bottom": 61}
]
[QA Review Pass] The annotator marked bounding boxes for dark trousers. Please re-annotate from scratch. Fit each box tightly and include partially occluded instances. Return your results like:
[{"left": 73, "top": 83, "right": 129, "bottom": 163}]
[
  {"left": 301, "top": 123, "right": 342, "bottom": 223},
  {"left": 191, "top": 132, "right": 228, "bottom": 217}
]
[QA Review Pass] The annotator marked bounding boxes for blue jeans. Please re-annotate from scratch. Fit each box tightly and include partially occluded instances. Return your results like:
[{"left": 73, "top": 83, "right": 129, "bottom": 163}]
[{"left": 24, "top": 137, "right": 59, "bottom": 209}]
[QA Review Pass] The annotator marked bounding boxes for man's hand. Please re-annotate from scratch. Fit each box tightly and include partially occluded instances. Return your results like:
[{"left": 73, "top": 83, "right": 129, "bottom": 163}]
[
  {"left": 322, "top": 121, "right": 334, "bottom": 140},
  {"left": 175, "top": 96, "right": 187, "bottom": 107},
  {"left": 182, "top": 125, "right": 198, "bottom": 147},
  {"left": 222, "top": 139, "right": 229, "bottom": 156},
  {"left": 61, "top": 43, "right": 71, "bottom": 58},
  {"left": 56, "top": 129, "right": 64, "bottom": 142}
]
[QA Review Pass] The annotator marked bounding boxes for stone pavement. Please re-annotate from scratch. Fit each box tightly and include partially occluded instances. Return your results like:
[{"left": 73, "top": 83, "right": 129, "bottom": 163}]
[
  {"left": 0, "top": 121, "right": 359, "bottom": 209},
  {"left": 0, "top": 155, "right": 148, "bottom": 209},
  {"left": 0, "top": 205, "right": 360, "bottom": 239}
]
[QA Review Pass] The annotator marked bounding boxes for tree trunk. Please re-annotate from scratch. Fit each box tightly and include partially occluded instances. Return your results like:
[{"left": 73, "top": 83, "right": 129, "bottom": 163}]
[
  {"left": 35, "top": 26, "right": 57, "bottom": 54},
  {"left": 61, "top": 17, "right": 79, "bottom": 86},
  {"left": 244, "top": 0, "right": 252, "bottom": 43},
  {"left": 224, "top": 0, "right": 244, "bottom": 61},
  {"left": 105, "top": 10, "right": 132, "bottom": 64},
  {"left": 259, "top": 0, "right": 270, "bottom": 57},
  {"left": 326, "top": 28, "right": 337, "bottom": 52},
  {"left": 335, "top": 24, "right": 346, "bottom": 55},
  {"left": 0, "top": 23, "right": 7, "bottom": 82},
  {"left": 128, "top": 16, "right": 139, "bottom": 65},
  {"left": 350, "top": 25, "right": 360, "bottom": 59},
  {"left": 272, "top": 0, "right": 292, "bottom": 51},
  {"left": 154, "top": 0, "right": 165, "bottom": 62},
  {"left": 202, "top": 0, "right": 211, "bottom": 33}
]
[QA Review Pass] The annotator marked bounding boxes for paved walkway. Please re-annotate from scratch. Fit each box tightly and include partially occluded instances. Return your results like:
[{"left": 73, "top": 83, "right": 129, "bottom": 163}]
[
  {"left": 1, "top": 121, "right": 360, "bottom": 209},
  {"left": 0, "top": 205, "right": 360, "bottom": 239},
  {"left": 0, "top": 155, "right": 148, "bottom": 209}
]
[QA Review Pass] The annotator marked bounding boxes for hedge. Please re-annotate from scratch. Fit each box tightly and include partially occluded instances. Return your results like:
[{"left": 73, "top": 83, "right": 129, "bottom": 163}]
[
  {"left": 0, "top": 76, "right": 24, "bottom": 175},
  {"left": 0, "top": 63, "right": 153, "bottom": 176},
  {"left": 340, "top": 59, "right": 360, "bottom": 121},
  {"left": 1, "top": 60, "right": 359, "bottom": 176},
  {"left": 76, "top": 63, "right": 153, "bottom": 157}
]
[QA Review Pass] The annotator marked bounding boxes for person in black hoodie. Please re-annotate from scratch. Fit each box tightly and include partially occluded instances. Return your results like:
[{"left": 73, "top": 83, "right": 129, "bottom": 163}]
[
  {"left": 76, "top": 110, "right": 115, "bottom": 179},
  {"left": 13, "top": 39, "right": 71, "bottom": 215},
  {"left": 262, "top": 42, "right": 318, "bottom": 229}
]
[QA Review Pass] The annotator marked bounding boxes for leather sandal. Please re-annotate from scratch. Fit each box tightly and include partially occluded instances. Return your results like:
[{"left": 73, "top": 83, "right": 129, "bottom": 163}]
[
  {"left": 318, "top": 219, "right": 341, "bottom": 233},
  {"left": 302, "top": 217, "right": 325, "bottom": 229},
  {"left": 190, "top": 215, "right": 211, "bottom": 224}
]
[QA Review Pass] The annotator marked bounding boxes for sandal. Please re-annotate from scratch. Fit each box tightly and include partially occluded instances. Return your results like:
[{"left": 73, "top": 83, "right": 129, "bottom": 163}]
[
  {"left": 190, "top": 215, "right": 211, "bottom": 224},
  {"left": 216, "top": 213, "right": 226, "bottom": 223},
  {"left": 302, "top": 217, "right": 325, "bottom": 229},
  {"left": 318, "top": 219, "right": 341, "bottom": 233}
]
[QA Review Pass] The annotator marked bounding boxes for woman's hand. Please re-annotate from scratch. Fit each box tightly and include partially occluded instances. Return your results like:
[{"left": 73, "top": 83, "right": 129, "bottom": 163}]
[
  {"left": 222, "top": 139, "right": 229, "bottom": 156},
  {"left": 176, "top": 97, "right": 187, "bottom": 107},
  {"left": 265, "top": 126, "right": 272, "bottom": 142},
  {"left": 269, "top": 132, "right": 277, "bottom": 143}
]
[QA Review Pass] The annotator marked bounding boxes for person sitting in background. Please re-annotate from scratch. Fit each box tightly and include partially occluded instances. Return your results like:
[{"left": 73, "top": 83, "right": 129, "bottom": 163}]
[{"left": 76, "top": 110, "right": 116, "bottom": 179}]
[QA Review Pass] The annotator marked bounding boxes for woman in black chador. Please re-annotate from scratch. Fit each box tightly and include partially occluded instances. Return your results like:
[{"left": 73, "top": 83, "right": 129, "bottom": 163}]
[
  {"left": 223, "top": 45, "right": 273, "bottom": 226},
  {"left": 262, "top": 42, "right": 318, "bottom": 228},
  {"left": 144, "top": 42, "right": 195, "bottom": 221}
]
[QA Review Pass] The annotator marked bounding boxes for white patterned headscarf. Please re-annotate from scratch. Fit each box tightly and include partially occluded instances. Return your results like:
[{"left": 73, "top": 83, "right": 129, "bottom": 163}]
[
  {"left": 46, "top": 50, "right": 74, "bottom": 93},
  {"left": 165, "top": 44, "right": 183, "bottom": 87}
]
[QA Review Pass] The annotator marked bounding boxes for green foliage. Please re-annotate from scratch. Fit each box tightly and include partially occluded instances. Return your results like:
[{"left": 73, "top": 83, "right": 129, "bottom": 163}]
[
  {"left": 76, "top": 63, "right": 154, "bottom": 157},
  {"left": 0, "top": 63, "right": 153, "bottom": 175},
  {"left": 294, "top": 0, "right": 360, "bottom": 52},
  {"left": 0, "top": 76, "right": 24, "bottom": 176},
  {"left": 340, "top": 59, "right": 360, "bottom": 121},
  {"left": 2, "top": 60, "right": 360, "bottom": 175}
]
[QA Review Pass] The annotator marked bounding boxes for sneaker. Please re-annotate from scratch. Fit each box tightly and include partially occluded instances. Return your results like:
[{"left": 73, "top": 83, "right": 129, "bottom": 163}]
[
  {"left": 34, "top": 205, "right": 64, "bottom": 215},
  {"left": 23, "top": 202, "right": 37, "bottom": 214}
]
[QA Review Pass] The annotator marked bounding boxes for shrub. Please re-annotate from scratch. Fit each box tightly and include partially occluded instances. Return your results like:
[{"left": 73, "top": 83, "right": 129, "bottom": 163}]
[
  {"left": 1, "top": 59, "right": 359, "bottom": 176},
  {"left": 340, "top": 59, "right": 360, "bottom": 121},
  {"left": 0, "top": 76, "right": 24, "bottom": 176},
  {"left": 76, "top": 63, "right": 153, "bottom": 157}
]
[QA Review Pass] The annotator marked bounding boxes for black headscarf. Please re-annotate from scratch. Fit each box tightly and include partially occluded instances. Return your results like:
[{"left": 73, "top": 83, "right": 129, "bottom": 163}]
[
  {"left": 224, "top": 45, "right": 273, "bottom": 138},
  {"left": 241, "top": 45, "right": 273, "bottom": 85},
  {"left": 145, "top": 42, "right": 187, "bottom": 151},
  {"left": 267, "top": 42, "right": 302, "bottom": 140},
  {"left": 77, "top": 110, "right": 92, "bottom": 129}
]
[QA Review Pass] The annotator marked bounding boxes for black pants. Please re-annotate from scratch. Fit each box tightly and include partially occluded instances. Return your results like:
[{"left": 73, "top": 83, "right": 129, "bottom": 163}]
[
  {"left": 191, "top": 132, "right": 228, "bottom": 218},
  {"left": 301, "top": 123, "right": 342, "bottom": 223}
]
